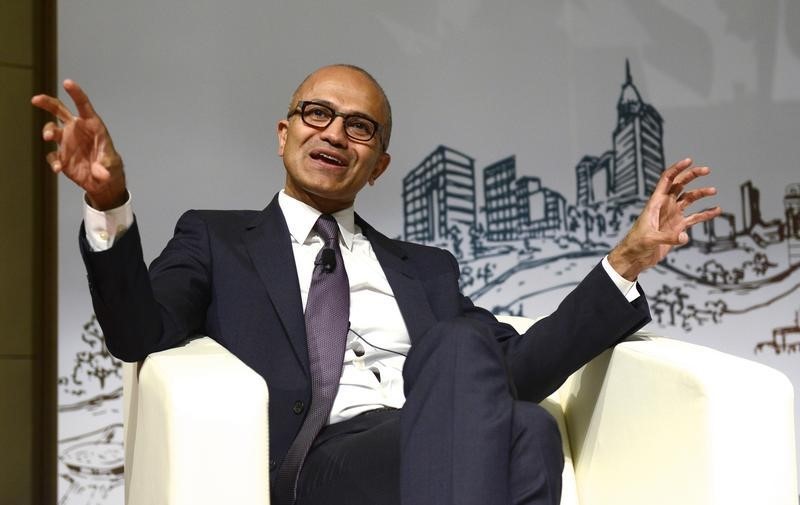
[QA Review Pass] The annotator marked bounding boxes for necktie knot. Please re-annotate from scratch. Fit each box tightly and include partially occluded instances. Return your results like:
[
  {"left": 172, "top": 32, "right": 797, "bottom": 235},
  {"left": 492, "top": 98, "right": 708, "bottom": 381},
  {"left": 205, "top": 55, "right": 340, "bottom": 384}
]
[{"left": 314, "top": 214, "right": 339, "bottom": 247}]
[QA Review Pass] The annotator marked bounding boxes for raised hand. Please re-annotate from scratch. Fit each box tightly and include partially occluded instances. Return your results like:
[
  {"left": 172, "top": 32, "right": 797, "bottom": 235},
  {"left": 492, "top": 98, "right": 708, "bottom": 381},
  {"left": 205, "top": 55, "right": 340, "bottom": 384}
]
[
  {"left": 31, "top": 80, "right": 127, "bottom": 210},
  {"left": 608, "top": 158, "right": 723, "bottom": 281}
]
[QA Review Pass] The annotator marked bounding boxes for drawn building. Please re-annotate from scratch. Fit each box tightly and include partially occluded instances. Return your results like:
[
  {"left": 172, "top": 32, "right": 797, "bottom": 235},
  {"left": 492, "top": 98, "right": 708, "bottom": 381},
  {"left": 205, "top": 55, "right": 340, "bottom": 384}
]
[
  {"left": 403, "top": 145, "right": 476, "bottom": 242},
  {"left": 786, "top": 183, "right": 800, "bottom": 265},
  {"left": 575, "top": 152, "right": 614, "bottom": 206},
  {"left": 690, "top": 212, "right": 737, "bottom": 252},
  {"left": 610, "top": 60, "right": 665, "bottom": 205},
  {"left": 516, "top": 176, "right": 567, "bottom": 238},
  {"left": 484, "top": 156, "right": 519, "bottom": 240},
  {"left": 738, "top": 180, "right": 784, "bottom": 244},
  {"left": 740, "top": 180, "right": 763, "bottom": 233}
]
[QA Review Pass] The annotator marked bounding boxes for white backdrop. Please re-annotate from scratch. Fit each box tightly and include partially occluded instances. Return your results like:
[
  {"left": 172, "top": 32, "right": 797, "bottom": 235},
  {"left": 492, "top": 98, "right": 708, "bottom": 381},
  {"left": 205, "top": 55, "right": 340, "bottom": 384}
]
[{"left": 56, "top": 1, "right": 800, "bottom": 502}]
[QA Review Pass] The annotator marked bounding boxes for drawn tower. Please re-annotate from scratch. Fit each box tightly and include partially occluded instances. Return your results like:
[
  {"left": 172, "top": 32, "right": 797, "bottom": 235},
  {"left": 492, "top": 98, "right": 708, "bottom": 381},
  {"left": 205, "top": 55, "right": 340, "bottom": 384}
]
[
  {"left": 740, "top": 181, "right": 763, "bottom": 234},
  {"left": 611, "top": 60, "right": 665, "bottom": 205},
  {"left": 785, "top": 183, "right": 800, "bottom": 265}
]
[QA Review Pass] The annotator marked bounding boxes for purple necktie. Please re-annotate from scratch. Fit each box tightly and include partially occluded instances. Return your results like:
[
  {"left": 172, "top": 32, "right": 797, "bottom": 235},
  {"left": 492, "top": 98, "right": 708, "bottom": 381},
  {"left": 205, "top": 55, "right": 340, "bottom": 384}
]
[{"left": 275, "top": 214, "right": 350, "bottom": 504}]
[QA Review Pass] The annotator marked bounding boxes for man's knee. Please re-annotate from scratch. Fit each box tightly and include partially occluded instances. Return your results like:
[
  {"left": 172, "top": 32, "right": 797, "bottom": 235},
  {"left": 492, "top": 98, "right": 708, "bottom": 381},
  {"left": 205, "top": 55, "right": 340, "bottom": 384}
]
[
  {"left": 411, "top": 316, "right": 499, "bottom": 357},
  {"left": 405, "top": 317, "right": 503, "bottom": 376}
]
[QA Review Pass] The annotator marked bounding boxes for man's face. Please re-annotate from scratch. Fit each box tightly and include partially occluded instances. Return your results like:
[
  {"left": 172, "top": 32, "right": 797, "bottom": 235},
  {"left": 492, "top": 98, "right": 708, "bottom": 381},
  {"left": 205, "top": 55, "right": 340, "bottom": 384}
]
[{"left": 277, "top": 66, "right": 391, "bottom": 213}]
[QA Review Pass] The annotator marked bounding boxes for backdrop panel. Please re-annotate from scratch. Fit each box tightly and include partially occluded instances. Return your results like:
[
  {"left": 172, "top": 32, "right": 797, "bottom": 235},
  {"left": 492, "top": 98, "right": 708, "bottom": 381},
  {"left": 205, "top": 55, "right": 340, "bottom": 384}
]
[{"left": 56, "top": 1, "right": 800, "bottom": 502}]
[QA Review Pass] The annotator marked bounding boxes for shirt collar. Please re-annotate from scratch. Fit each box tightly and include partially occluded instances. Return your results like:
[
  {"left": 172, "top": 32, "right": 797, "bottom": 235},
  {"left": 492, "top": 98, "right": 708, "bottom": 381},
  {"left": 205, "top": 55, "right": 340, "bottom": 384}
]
[{"left": 278, "top": 190, "right": 356, "bottom": 250}]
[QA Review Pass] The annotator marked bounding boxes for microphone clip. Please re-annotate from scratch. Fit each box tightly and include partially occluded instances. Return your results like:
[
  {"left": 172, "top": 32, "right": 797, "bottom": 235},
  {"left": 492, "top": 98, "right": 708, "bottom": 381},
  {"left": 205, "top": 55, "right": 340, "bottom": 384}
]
[{"left": 319, "top": 248, "right": 336, "bottom": 273}]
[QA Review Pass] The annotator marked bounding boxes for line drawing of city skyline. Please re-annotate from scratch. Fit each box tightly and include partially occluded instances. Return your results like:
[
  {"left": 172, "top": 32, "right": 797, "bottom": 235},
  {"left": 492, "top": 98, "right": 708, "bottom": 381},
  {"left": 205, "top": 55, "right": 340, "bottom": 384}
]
[{"left": 400, "top": 59, "right": 800, "bottom": 353}]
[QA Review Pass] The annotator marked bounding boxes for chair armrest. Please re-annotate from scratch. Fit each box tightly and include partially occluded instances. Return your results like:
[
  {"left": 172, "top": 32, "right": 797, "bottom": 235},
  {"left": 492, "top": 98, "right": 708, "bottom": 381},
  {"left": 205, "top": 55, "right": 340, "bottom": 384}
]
[
  {"left": 123, "top": 337, "right": 270, "bottom": 505},
  {"left": 562, "top": 332, "right": 797, "bottom": 505}
]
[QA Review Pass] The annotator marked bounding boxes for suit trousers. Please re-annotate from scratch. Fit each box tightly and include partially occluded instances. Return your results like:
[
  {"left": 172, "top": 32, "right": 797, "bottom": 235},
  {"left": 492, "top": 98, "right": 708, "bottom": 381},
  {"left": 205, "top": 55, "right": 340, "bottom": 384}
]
[{"left": 294, "top": 317, "right": 564, "bottom": 505}]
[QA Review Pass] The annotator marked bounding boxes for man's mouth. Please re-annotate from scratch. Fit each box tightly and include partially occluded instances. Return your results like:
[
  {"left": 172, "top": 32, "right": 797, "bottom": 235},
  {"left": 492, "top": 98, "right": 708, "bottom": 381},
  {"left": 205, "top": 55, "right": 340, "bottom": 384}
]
[{"left": 310, "top": 150, "right": 347, "bottom": 167}]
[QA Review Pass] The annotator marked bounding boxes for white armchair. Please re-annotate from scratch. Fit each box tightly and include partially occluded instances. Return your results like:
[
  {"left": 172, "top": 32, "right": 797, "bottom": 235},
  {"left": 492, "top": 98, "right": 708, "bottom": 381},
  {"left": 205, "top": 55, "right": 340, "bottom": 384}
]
[{"left": 122, "top": 317, "right": 798, "bottom": 505}]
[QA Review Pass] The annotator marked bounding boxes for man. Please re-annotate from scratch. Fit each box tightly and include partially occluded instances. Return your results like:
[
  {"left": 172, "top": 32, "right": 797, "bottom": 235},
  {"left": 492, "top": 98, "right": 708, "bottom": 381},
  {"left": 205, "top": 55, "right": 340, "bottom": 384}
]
[{"left": 32, "top": 64, "right": 721, "bottom": 505}]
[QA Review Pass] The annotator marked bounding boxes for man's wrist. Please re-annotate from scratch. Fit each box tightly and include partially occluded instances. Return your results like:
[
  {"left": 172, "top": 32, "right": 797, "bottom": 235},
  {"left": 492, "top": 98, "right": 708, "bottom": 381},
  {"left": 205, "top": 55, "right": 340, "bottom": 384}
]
[
  {"left": 86, "top": 187, "right": 128, "bottom": 211},
  {"left": 607, "top": 245, "right": 644, "bottom": 282}
]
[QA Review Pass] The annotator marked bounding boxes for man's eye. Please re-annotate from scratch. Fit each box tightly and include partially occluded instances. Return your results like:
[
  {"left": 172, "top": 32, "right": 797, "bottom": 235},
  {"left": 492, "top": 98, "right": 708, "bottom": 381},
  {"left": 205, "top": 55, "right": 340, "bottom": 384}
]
[
  {"left": 306, "top": 106, "right": 332, "bottom": 120},
  {"left": 348, "top": 119, "right": 372, "bottom": 134}
]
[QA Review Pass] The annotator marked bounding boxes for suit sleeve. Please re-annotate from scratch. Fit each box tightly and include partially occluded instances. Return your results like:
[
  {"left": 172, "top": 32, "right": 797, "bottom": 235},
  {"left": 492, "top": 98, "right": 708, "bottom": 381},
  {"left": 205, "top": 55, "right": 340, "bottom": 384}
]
[{"left": 80, "top": 210, "right": 212, "bottom": 362}]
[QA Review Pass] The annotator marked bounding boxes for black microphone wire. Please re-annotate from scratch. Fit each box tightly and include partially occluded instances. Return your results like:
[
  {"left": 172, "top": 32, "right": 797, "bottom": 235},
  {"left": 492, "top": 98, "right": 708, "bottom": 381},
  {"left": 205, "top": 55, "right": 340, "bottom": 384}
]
[{"left": 348, "top": 326, "right": 408, "bottom": 357}]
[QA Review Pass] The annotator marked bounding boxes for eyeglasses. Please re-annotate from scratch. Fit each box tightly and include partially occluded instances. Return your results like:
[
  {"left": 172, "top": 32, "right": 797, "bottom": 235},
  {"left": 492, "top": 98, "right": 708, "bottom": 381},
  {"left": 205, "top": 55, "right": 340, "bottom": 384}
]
[{"left": 288, "top": 101, "right": 382, "bottom": 144}]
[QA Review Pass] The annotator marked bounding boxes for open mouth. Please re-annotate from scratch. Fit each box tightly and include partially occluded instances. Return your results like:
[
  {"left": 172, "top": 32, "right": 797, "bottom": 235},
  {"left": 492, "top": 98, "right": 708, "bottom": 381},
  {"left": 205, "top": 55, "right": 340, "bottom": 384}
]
[{"left": 310, "top": 150, "right": 347, "bottom": 167}]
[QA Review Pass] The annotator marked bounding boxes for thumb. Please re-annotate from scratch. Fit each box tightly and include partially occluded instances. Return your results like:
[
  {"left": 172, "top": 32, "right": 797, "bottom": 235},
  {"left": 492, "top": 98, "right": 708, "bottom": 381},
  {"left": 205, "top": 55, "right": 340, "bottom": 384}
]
[{"left": 650, "top": 230, "right": 686, "bottom": 246}]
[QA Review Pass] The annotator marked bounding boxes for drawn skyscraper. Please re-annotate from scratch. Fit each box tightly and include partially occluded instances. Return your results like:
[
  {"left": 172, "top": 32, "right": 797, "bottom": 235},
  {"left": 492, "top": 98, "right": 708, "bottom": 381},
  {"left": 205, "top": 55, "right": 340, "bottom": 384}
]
[
  {"left": 575, "top": 152, "right": 614, "bottom": 206},
  {"left": 611, "top": 60, "right": 665, "bottom": 205},
  {"left": 740, "top": 181, "right": 763, "bottom": 234},
  {"left": 484, "top": 156, "right": 518, "bottom": 240},
  {"left": 403, "top": 145, "right": 476, "bottom": 242}
]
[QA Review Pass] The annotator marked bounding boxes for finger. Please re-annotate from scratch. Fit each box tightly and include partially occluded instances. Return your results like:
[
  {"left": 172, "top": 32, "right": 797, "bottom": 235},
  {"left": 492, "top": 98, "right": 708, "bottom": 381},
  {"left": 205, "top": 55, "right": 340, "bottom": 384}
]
[
  {"left": 42, "top": 121, "right": 62, "bottom": 143},
  {"left": 31, "top": 94, "right": 75, "bottom": 123},
  {"left": 684, "top": 206, "right": 723, "bottom": 227},
  {"left": 45, "top": 151, "right": 63, "bottom": 173},
  {"left": 654, "top": 158, "right": 692, "bottom": 195},
  {"left": 672, "top": 166, "right": 711, "bottom": 193},
  {"left": 678, "top": 186, "right": 717, "bottom": 208},
  {"left": 63, "top": 79, "right": 98, "bottom": 119}
]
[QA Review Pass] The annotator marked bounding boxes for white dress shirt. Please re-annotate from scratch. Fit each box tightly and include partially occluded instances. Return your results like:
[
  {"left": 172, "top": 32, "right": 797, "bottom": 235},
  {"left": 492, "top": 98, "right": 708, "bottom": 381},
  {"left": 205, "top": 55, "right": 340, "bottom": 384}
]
[{"left": 83, "top": 191, "right": 638, "bottom": 425}]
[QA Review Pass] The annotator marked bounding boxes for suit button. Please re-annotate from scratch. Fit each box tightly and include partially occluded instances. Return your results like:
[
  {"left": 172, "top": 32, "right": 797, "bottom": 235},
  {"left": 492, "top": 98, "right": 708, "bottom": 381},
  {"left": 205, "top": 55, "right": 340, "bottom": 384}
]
[
  {"left": 292, "top": 400, "right": 304, "bottom": 414},
  {"left": 269, "top": 459, "right": 277, "bottom": 470}
]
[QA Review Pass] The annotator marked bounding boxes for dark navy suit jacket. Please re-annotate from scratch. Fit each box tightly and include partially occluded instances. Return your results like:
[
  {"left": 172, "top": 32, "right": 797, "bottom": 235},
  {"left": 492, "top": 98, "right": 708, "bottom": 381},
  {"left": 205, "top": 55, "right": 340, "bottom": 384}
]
[{"left": 80, "top": 193, "right": 651, "bottom": 480}]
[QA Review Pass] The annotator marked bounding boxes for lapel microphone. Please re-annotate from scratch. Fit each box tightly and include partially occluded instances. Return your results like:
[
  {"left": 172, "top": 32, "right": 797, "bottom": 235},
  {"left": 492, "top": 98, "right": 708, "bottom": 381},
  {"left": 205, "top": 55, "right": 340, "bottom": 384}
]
[{"left": 319, "top": 248, "right": 336, "bottom": 272}]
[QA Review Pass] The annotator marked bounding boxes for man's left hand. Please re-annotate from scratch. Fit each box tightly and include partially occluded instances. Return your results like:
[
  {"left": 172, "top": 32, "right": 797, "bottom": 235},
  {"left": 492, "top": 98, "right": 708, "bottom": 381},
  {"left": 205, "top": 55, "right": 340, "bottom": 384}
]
[{"left": 608, "top": 158, "right": 723, "bottom": 281}]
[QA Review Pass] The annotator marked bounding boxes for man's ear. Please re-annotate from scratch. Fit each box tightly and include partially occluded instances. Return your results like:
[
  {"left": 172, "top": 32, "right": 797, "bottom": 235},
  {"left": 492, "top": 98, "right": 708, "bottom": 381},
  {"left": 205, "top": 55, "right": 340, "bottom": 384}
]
[
  {"left": 277, "top": 120, "right": 288, "bottom": 156},
  {"left": 369, "top": 152, "right": 391, "bottom": 186}
]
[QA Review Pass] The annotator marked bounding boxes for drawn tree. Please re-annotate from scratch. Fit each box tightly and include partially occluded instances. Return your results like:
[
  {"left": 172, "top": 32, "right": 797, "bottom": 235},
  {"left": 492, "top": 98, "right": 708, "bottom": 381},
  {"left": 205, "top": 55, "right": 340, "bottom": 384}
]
[
  {"left": 582, "top": 209, "right": 594, "bottom": 243},
  {"left": 607, "top": 205, "right": 624, "bottom": 233},
  {"left": 59, "top": 315, "right": 122, "bottom": 396},
  {"left": 476, "top": 262, "right": 495, "bottom": 285},
  {"left": 678, "top": 304, "right": 703, "bottom": 331},
  {"left": 446, "top": 225, "right": 464, "bottom": 260},
  {"left": 595, "top": 213, "right": 607, "bottom": 237},
  {"left": 567, "top": 206, "right": 581, "bottom": 233},
  {"left": 652, "top": 284, "right": 689, "bottom": 326},
  {"left": 698, "top": 260, "right": 729, "bottom": 284},
  {"left": 750, "top": 252, "right": 776, "bottom": 276},
  {"left": 704, "top": 299, "right": 728, "bottom": 324},
  {"left": 469, "top": 223, "right": 486, "bottom": 258},
  {"left": 459, "top": 265, "right": 475, "bottom": 291}
]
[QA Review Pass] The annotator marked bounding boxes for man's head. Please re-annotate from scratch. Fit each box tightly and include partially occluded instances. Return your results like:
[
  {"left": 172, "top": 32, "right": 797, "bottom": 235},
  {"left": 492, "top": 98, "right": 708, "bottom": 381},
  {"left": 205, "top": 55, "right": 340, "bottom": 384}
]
[{"left": 277, "top": 64, "right": 392, "bottom": 214}]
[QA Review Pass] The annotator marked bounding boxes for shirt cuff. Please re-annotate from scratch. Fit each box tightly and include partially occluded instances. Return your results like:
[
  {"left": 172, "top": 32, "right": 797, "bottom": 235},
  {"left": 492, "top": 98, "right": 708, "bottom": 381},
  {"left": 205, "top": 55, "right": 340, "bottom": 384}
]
[
  {"left": 83, "top": 192, "right": 134, "bottom": 251},
  {"left": 601, "top": 255, "right": 640, "bottom": 302}
]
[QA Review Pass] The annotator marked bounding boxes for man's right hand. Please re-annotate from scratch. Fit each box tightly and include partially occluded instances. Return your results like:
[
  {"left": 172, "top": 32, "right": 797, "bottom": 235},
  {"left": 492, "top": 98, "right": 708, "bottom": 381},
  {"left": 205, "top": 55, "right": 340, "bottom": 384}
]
[{"left": 32, "top": 79, "right": 127, "bottom": 211}]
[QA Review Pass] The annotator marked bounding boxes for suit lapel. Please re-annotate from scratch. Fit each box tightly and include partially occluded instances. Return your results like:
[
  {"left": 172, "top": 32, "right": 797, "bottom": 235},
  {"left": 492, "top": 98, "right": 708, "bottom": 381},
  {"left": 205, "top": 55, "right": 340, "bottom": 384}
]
[
  {"left": 243, "top": 196, "right": 309, "bottom": 375},
  {"left": 356, "top": 215, "right": 437, "bottom": 343}
]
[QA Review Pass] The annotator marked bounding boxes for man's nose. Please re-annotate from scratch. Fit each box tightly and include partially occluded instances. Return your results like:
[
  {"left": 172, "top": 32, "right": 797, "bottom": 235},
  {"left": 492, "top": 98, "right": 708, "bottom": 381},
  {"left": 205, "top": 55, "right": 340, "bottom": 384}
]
[{"left": 320, "top": 116, "right": 348, "bottom": 146}]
